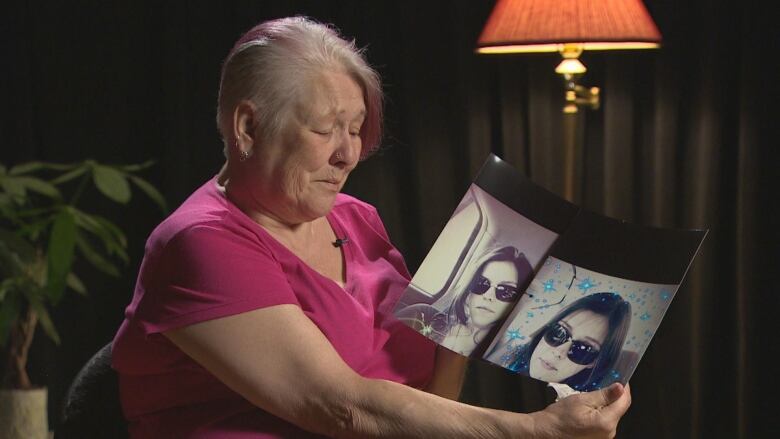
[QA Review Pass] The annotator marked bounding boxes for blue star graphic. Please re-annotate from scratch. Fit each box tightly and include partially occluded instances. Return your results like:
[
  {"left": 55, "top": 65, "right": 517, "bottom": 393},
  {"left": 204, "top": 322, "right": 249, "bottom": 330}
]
[
  {"left": 576, "top": 277, "right": 596, "bottom": 292},
  {"left": 506, "top": 329, "right": 524, "bottom": 341},
  {"left": 660, "top": 290, "right": 671, "bottom": 300},
  {"left": 542, "top": 279, "right": 556, "bottom": 292},
  {"left": 640, "top": 312, "right": 651, "bottom": 321}
]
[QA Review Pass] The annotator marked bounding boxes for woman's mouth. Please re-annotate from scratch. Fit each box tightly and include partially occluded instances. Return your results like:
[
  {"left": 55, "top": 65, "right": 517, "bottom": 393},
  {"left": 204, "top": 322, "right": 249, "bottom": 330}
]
[
  {"left": 539, "top": 358, "right": 557, "bottom": 371},
  {"left": 475, "top": 306, "right": 495, "bottom": 313},
  {"left": 319, "top": 179, "right": 341, "bottom": 190}
]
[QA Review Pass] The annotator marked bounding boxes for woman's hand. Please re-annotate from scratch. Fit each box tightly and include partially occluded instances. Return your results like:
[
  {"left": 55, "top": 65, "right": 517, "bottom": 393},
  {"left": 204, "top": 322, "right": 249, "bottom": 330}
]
[{"left": 529, "top": 383, "right": 632, "bottom": 439}]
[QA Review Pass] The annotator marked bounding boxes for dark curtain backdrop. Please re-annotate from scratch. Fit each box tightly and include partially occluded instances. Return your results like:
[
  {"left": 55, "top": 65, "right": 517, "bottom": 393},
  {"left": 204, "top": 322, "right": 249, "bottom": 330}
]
[{"left": 2, "top": 1, "right": 777, "bottom": 438}]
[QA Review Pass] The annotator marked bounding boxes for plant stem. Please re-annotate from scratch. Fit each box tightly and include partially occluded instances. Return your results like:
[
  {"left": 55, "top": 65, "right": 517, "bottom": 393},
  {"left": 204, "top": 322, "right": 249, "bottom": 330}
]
[
  {"left": 69, "top": 169, "right": 91, "bottom": 206},
  {"left": 1, "top": 306, "right": 37, "bottom": 390}
]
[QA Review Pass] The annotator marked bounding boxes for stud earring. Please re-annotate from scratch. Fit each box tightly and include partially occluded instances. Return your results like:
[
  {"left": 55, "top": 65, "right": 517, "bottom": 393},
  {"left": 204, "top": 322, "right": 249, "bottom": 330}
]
[{"left": 236, "top": 138, "right": 251, "bottom": 162}]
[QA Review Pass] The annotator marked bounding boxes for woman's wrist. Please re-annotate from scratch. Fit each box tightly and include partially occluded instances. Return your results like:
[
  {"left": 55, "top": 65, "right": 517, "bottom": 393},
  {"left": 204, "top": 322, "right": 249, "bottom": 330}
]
[
  {"left": 494, "top": 410, "right": 541, "bottom": 439},
  {"left": 525, "top": 410, "right": 551, "bottom": 439}
]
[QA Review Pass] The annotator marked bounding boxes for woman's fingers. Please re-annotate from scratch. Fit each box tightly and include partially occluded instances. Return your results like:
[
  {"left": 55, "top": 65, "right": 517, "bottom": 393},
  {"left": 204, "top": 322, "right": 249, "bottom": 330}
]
[{"left": 537, "top": 383, "right": 632, "bottom": 439}]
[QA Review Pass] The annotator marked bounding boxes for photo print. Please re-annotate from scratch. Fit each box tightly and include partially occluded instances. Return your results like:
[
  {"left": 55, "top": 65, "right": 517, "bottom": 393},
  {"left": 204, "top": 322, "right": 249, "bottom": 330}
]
[
  {"left": 485, "top": 256, "right": 680, "bottom": 392},
  {"left": 392, "top": 154, "right": 706, "bottom": 389},
  {"left": 393, "top": 184, "right": 560, "bottom": 357}
]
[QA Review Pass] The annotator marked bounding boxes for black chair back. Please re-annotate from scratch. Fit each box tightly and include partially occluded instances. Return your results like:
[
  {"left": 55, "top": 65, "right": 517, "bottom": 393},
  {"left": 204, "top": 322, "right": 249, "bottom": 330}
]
[{"left": 56, "top": 342, "right": 128, "bottom": 438}]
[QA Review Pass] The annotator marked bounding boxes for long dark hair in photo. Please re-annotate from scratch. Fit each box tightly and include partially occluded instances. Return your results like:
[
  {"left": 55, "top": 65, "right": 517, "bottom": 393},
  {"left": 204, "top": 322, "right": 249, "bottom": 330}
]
[
  {"left": 508, "top": 292, "right": 632, "bottom": 391},
  {"left": 447, "top": 245, "right": 533, "bottom": 328}
]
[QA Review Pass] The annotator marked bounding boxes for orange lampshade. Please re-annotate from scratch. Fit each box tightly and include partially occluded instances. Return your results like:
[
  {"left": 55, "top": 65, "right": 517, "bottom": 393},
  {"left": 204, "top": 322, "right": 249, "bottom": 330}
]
[{"left": 477, "top": 0, "right": 662, "bottom": 54}]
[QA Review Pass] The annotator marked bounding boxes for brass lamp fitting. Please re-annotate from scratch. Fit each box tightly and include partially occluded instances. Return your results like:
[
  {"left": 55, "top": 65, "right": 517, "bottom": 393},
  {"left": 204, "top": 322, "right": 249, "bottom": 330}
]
[{"left": 555, "top": 44, "right": 600, "bottom": 113}]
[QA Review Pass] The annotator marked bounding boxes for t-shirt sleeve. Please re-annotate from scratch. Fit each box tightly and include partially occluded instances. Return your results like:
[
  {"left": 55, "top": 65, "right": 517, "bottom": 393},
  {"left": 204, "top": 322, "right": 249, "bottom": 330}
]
[{"left": 133, "top": 224, "right": 298, "bottom": 335}]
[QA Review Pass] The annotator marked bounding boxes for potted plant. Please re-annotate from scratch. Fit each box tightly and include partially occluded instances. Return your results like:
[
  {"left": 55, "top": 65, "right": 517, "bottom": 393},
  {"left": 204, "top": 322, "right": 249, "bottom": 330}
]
[{"left": 0, "top": 160, "right": 166, "bottom": 438}]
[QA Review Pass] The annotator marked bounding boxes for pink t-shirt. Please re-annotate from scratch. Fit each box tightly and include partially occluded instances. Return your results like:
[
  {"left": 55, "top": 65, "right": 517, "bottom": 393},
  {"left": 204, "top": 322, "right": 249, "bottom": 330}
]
[{"left": 112, "top": 178, "right": 436, "bottom": 438}]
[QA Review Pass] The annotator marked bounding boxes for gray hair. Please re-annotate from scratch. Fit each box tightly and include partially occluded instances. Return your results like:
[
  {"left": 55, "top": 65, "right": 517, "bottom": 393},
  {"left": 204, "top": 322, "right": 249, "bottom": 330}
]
[{"left": 216, "top": 17, "right": 383, "bottom": 160}]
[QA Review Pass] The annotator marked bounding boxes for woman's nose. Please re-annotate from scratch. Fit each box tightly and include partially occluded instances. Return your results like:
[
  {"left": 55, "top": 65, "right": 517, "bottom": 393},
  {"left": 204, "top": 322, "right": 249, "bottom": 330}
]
[
  {"left": 334, "top": 130, "right": 360, "bottom": 165},
  {"left": 553, "top": 341, "right": 571, "bottom": 359}
]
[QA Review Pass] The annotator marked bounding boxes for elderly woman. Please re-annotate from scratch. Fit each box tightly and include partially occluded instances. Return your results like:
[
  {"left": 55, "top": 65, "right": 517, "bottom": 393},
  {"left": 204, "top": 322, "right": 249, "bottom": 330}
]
[{"left": 112, "top": 17, "right": 631, "bottom": 438}]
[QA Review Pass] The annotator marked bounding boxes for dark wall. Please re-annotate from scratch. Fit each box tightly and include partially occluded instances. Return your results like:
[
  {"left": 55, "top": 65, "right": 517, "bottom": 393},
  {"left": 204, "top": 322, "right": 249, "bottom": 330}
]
[
  {"left": 2, "top": 1, "right": 778, "bottom": 437},
  {"left": 1, "top": 0, "right": 500, "bottom": 428}
]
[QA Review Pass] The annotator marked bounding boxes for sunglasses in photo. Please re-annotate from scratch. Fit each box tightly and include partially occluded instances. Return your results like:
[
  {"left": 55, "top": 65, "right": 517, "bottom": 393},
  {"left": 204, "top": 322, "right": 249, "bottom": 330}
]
[
  {"left": 543, "top": 322, "right": 601, "bottom": 365},
  {"left": 468, "top": 275, "right": 520, "bottom": 303}
]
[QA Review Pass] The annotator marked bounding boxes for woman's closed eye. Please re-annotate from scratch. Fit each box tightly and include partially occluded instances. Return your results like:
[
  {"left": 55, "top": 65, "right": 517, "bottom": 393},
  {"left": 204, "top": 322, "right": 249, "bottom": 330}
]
[
  {"left": 348, "top": 122, "right": 363, "bottom": 137},
  {"left": 311, "top": 125, "right": 360, "bottom": 138}
]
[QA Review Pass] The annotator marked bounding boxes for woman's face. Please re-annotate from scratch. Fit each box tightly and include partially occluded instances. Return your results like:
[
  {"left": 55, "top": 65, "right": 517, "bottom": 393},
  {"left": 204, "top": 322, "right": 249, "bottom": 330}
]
[
  {"left": 466, "top": 260, "right": 520, "bottom": 329},
  {"left": 244, "top": 70, "right": 365, "bottom": 224},
  {"left": 528, "top": 309, "right": 608, "bottom": 383}
]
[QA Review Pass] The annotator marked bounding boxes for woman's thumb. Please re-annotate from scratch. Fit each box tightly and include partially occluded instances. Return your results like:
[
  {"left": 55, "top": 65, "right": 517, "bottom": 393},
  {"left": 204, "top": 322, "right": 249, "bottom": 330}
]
[{"left": 596, "top": 382, "right": 624, "bottom": 407}]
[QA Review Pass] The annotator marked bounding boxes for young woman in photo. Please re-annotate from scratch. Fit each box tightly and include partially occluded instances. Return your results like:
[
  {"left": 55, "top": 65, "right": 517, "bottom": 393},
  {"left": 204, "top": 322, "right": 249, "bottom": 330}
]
[{"left": 499, "top": 292, "right": 631, "bottom": 391}]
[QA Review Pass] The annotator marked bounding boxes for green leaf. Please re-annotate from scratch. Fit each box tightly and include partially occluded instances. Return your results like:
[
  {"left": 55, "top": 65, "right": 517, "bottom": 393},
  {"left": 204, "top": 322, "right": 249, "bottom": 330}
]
[
  {"left": 93, "top": 165, "right": 131, "bottom": 203},
  {"left": 16, "top": 217, "right": 53, "bottom": 242},
  {"left": 0, "top": 278, "right": 15, "bottom": 302},
  {"left": 13, "top": 162, "right": 80, "bottom": 173},
  {"left": 0, "top": 193, "right": 11, "bottom": 207},
  {"left": 0, "top": 227, "right": 37, "bottom": 263},
  {"left": 0, "top": 246, "right": 22, "bottom": 278},
  {"left": 0, "top": 289, "right": 21, "bottom": 347},
  {"left": 15, "top": 176, "right": 60, "bottom": 198},
  {"left": 91, "top": 215, "right": 127, "bottom": 248},
  {"left": 14, "top": 205, "right": 57, "bottom": 218},
  {"left": 9, "top": 162, "right": 45, "bottom": 175},
  {"left": 118, "top": 160, "right": 155, "bottom": 172},
  {"left": 129, "top": 175, "right": 168, "bottom": 213},
  {"left": 75, "top": 234, "right": 120, "bottom": 277},
  {"left": 71, "top": 209, "right": 128, "bottom": 262},
  {"left": 1, "top": 176, "right": 26, "bottom": 198},
  {"left": 66, "top": 272, "right": 88, "bottom": 296},
  {"left": 50, "top": 164, "right": 88, "bottom": 185},
  {"left": 26, "top": 294, "right": 60, "bottom": 345},
  {"left": 46, "top": 210, "right": 77, "bottom": 304}
]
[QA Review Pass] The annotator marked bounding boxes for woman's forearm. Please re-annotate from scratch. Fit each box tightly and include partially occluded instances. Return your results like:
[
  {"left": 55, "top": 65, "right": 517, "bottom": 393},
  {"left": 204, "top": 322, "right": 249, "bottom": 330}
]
[
  {"left": 333, "top": 375, "right": 537, "bottom": 439},
  {"left": 166, "top": 305, "right": 533, "bottom": 439},
  {"left": 165, "top": 305, "right": 629, "bottom": 439}
]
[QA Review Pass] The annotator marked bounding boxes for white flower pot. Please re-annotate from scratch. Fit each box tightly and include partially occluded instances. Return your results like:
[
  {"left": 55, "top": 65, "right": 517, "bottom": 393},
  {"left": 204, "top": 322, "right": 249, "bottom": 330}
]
[{"left": 0, "top": 388, "right": 49, "bottom": 439}]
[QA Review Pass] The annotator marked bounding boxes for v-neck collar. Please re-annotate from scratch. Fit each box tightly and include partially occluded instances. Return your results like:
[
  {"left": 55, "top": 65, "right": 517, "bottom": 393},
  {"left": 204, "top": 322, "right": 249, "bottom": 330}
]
[{"left": 213, "top": 178, "right": 353, "bottom": 294}]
